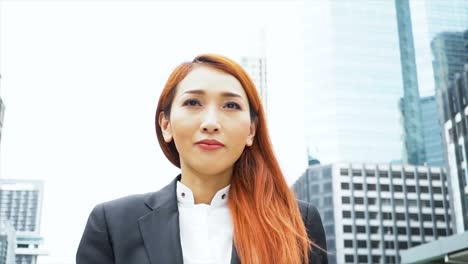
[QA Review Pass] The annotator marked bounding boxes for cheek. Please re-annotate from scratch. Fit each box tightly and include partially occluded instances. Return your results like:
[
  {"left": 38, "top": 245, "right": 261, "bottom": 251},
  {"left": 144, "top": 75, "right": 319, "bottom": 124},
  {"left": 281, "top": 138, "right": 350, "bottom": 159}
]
[
  {"left": 169, "top": 110, "right": 197, "bottom": 142},
  {"left": 228, "top": 118, "right": 252, "bottom": 142}
]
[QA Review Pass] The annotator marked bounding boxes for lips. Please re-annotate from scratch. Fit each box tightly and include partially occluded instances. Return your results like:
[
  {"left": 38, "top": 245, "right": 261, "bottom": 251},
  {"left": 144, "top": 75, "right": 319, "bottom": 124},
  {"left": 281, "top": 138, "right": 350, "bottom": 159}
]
[{"left": 195, "top": 139, "right": 224, "bottom": 146}]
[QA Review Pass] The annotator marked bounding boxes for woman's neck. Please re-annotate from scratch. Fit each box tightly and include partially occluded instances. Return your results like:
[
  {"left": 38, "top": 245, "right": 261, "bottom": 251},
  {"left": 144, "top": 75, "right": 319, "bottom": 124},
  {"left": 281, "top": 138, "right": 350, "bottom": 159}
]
[{"left": 180, "top": 167, "right": 233, "bottom": 205}]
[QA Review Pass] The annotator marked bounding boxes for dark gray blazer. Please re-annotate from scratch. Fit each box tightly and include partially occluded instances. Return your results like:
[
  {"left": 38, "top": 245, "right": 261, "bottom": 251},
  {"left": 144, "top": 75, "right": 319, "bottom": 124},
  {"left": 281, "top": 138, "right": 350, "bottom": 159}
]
[{"left": 76, "top": 175, "right": 328, "bottom": 264}]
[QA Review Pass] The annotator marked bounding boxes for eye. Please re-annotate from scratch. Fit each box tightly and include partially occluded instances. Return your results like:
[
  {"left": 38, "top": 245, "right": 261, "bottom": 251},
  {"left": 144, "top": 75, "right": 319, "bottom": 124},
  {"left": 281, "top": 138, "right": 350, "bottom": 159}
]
[
  {"left": 182, "top": 98, "right": 201, "bottom": 107},
  {"left": 224, "top": 102, "right": 241, "bottom": 109}
]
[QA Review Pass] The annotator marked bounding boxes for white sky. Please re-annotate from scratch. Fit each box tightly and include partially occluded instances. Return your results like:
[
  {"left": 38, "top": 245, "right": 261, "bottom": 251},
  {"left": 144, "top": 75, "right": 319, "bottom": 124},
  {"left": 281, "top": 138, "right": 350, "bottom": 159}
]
[{"left": 0, "top": 1, "right": 307, "bottom": 263}]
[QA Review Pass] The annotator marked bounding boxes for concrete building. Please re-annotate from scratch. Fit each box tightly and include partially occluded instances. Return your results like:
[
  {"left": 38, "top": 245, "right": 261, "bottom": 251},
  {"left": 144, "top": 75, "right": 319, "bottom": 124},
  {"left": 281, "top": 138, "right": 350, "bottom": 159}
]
[
  {"left": 0, "top": 180, "right": 48, "bottom": 264},
  {"left": 293, "top": 163, "right": 452, "bottom": 264},
  {"left": 0, "top": 221, "right": 15, "bottom": 264}
]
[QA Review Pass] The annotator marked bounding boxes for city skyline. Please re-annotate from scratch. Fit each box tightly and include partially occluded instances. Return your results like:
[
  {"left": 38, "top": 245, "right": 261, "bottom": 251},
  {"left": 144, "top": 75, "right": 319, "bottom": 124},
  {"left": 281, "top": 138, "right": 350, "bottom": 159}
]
[{"left": 1, "top": 0, "right": 466, "bottom": 263}]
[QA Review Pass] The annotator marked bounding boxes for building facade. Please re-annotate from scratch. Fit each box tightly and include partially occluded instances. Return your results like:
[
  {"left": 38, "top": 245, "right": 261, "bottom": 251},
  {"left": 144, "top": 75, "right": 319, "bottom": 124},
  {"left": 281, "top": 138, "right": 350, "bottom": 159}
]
[
  {"left": 400, "top": 95, "right": 445, "bottom": 167},
  {"left": 240, "top": 56, "right": 268, "bottom": 115},
  {"left": 293, "top": 163, "right": 452, "bottom": 264},
  {"left": 439, "top": 64, "right": 468, "bottom": 234},
  {"left": 304, "top": 0, "right": 411, "bottom": 164},
  {"left": 0, "top": 221, "right": 15, "bottom": 264},
  {"left": 420, "top": 96, "right": 445, "bottom": 167},
  {"left": 0, "top": 180, "right": 47, "bottom": 264}
]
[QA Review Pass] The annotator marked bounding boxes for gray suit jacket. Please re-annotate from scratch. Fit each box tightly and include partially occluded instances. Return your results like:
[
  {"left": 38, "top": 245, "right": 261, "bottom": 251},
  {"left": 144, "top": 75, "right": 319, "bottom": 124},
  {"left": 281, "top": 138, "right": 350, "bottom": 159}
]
[{"left": 76, "top": 174, "right": 328, "bottom": 264}]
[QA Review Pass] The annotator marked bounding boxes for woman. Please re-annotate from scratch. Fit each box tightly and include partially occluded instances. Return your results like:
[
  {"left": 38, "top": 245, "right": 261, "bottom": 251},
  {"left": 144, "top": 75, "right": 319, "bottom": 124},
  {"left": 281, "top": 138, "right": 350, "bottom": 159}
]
[{"left": 76, "top": 54, "right": 327, "bottom": 264}]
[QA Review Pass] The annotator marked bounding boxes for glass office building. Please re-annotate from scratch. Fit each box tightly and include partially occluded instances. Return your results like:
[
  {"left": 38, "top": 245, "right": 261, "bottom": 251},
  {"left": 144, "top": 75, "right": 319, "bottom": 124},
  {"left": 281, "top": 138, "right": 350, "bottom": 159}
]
[
  {"left": 304, "top": 0, "right": 408, "bottom": 164},
  {"left": 425, "top": 0, "right": 468, "bottom": 233},
  {"left": 420, "top": 96, "right": 445, "bottom": 167}
]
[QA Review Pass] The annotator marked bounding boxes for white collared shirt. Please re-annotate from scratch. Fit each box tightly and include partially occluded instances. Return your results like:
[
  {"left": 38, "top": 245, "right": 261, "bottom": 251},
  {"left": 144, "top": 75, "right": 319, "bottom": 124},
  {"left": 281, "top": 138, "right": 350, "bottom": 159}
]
[{"left": 177, "top": 181, "right": 233, "bottom": 264}]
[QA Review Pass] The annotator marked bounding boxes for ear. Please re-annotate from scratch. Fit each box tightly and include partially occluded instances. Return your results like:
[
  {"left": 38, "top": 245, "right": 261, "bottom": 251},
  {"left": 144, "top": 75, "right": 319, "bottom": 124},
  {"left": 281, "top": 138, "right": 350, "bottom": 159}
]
[
  {"left": 246, "top": 119, "right": 257, "bottom": 147},
  {"left": 158, "top": 111, "right": 173, "bottom": 143}
]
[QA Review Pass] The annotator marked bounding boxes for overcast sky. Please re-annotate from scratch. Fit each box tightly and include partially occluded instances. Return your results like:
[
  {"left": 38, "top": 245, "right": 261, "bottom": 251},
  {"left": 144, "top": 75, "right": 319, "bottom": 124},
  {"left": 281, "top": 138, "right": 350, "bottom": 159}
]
[{"left": 0, "top": 1, "right": 307, "bottom": 263}]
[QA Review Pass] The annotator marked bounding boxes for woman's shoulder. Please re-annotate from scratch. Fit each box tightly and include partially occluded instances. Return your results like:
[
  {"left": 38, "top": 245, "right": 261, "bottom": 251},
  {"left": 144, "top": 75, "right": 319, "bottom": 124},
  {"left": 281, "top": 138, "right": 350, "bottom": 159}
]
[
  {"left": 89, "top": 192, "right": 155, "bottom": 221},
  {"left": 296, "top": 199, "right": 321, "bottom": 224}
]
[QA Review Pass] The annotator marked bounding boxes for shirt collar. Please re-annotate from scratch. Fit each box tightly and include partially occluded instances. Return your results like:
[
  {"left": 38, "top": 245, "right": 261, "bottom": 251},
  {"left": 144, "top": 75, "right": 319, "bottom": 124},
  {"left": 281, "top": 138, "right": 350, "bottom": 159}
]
[{"left": 176, "top": 180, "right": 230, "bottom": 207}]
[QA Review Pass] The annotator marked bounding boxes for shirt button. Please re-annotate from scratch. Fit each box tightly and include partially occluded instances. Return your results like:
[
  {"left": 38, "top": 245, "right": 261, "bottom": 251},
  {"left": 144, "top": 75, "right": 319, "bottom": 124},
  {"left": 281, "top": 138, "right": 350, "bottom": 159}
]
[
  {"left": 221, "top": 194, "right": 226, "bottom": 199},
  {"left": 181, "top": 192, "right": 185, "bottom": 198}
]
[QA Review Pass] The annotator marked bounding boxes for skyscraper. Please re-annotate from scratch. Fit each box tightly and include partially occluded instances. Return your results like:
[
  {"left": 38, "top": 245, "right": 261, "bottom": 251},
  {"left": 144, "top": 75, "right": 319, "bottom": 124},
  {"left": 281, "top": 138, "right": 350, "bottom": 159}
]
[
  {"left": 395, "top": 0, "right": 425, "bottom": 166},
  {"left": 293, "top": 163, "right": 452, "bottom": 264},
  {"left": 438, "top": 64, "right": 468, "bottom": 234},
  {"left": 240, "top": 56, "right": 268, "bottom": 115},
  {"left": 0, "top": 180, "right": 48, "bottom": 264},
  {"left": 304, "top": 0, "right": 406, "bottom": 164},
  {"left": 400, "top": 95, "right": 445, "bottom": 167}
]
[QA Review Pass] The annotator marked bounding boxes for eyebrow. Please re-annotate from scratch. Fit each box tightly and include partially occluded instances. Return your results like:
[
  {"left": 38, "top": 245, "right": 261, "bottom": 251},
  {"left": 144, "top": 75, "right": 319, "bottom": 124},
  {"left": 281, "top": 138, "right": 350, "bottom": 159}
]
[{"left": 182, "top": 89, "right": 243, "bottom": 99}]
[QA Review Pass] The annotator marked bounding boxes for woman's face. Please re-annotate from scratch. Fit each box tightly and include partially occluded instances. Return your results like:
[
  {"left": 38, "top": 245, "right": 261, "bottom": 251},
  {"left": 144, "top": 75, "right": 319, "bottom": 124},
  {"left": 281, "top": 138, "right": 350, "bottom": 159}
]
[{"left": 159, "top": 65, "right": 256, "bottom": 175}]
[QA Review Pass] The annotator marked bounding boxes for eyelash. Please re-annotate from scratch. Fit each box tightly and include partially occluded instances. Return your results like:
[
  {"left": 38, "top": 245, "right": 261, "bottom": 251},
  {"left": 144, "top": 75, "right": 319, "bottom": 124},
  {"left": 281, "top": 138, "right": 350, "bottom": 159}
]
[{"left": 182, "top": 98, "right": 241, "bottom": 110}]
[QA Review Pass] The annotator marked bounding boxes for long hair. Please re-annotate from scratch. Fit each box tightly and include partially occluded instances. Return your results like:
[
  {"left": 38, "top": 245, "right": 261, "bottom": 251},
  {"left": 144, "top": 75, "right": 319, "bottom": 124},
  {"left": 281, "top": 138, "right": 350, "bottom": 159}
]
[{"left": 155, "top": 54, "right": 312, "bottom": 264}]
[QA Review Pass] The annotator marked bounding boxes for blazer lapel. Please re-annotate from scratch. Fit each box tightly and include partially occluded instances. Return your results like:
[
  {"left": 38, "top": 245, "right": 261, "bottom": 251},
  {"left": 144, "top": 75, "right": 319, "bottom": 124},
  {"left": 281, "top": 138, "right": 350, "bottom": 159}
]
[
  {"left": 138, "top": 174, "right": 242, "bottom": 264},
  {"left": 138, "top": 175, "right": 183, "bottom": 264}
]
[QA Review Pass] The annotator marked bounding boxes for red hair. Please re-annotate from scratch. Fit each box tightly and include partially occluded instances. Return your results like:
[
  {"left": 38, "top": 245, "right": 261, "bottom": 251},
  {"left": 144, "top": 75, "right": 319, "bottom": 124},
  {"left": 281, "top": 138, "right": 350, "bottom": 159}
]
[{"left": 155, "top": 54, "right": 313, "bottom": 264}]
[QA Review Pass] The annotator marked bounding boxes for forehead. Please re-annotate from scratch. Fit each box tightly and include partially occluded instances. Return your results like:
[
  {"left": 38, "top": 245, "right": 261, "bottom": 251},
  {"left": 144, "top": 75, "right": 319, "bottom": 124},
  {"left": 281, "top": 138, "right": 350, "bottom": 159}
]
[{"left": 175, "top": 65, "right": 247, "bottom": 99}]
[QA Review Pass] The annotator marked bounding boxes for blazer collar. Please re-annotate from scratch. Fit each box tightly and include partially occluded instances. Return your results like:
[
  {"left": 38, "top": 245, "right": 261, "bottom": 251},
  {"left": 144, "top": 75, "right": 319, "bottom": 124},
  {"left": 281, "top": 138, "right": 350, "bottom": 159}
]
[{"left": 138, "top": 174, "right": 240, "bottom": 264}]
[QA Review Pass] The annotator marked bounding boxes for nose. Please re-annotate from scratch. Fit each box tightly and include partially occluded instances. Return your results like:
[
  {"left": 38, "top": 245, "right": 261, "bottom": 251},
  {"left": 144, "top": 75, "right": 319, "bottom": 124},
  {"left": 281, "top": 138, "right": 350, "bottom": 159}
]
[{"left": 200, "top": 106, "right": 221, "bottom": 133}]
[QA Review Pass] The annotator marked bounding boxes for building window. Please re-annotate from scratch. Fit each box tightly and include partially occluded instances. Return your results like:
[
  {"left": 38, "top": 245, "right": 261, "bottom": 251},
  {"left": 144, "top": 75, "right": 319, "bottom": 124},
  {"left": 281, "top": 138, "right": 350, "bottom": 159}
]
[
  {"left": 379, "top": 171, "right": 388, "bottom": 178},
  {"left": 358, "top": 255, "right": 368, "bottom": 263},
  {"left": 368, "top": 198, "right": 376, "bottom": 205},
  {"left": 418, "top": 172, "right": 428, "bottom": 180},
  {"left": 382, "top": 212, "right": 392, "bottom": 220},
  {"left": 355, "top": 211, "right": 365, "bottom": 219},
  {"left": 396, "top": 213, "right": 405, "bottom": 221},
  {"left": 404, "top": 172, "right": 414, "bottom": 179},
  {"left": 411, "top": 227, "right": 420, "bottom": 235},
  {"left": 341, "top": 182, "right": 350, "bottom": 190},
  {"left": 353, "top": 183, "right": 363, "bottom": 190},
  {"left": 340, "top": 169, "right": 348, "bottom": 176},
  {"left": 367, "top": 183, "right": 376, "bottom": 191},
  {"left": 345, "top": 255, "right": 354, "bottom": 263},
  {"left": 399, "top": 241, "right": 408, "bottom": 249},
  {"left": 424, "top": 228, "right": 434, "bottom": 236},
  {"left": 356, "top": 226, "right": 366, "bottom": 233},
  {"left": 354, "top": 197, "right": 364, "bottom": 204},
  {"left": 352, "top": 169, "right": 362, "bottom": 176},
  {"left": 370, "top": 226, "right": 379, "bottom": 233},
  {"left": 397, "top": 227, "right": 407, "bottom": 235},
  {"left": 343, "top": 211, "right": 351, "bottom": 218},
  {"left": 357, "top": 240, "right": 367, "bottom": 248},
  {"left": 407, "top": 186, "right": 416, "bottom": 192},
  {"left": 342, "top": 197, "right": 350, "bottom": 204},
  {"left": 344, "top": 240, "right": 353, "bottom": 248},
  {"left": 392, "top": 171, "right": 402, "bottom": 178},
  {"left": 422, "top": 214, "right": 432, "bottom": 221},
  {"left": 437, "top": 228, "right": 447, "bottom": 236},
  {"left": 343, "top": 225, "right": 352, "bottom": 233},
  {"left": 381, "top": 185, "right": 390, "bottom": 192},
  {"left": 384, "top": 241, "right": 395, "bottom": 249},
  {"left": 394, "top": 185, "right": 403, "bottom": 192}
]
